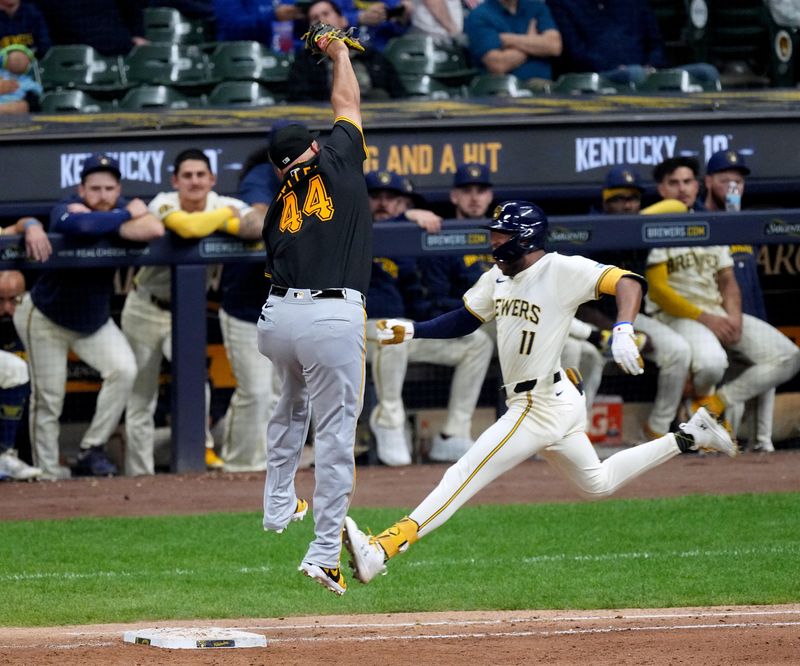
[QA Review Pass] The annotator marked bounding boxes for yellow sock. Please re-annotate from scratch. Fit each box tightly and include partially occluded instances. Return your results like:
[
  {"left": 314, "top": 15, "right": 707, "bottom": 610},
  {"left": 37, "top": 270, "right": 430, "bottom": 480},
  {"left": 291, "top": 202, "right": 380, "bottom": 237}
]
[{"left": 373, "top": 516, "right": 419, "bottom": 560}]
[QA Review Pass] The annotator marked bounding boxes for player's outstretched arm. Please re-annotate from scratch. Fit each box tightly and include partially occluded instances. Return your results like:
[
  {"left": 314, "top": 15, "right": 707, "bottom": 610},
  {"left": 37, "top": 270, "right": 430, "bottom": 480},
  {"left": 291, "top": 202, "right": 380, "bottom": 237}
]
[
  {"left": 327, "top": 39, "right": 361, "bottom": 128},
  {"left": 376, "top": 306, "right": 482, "bottom": 345}
]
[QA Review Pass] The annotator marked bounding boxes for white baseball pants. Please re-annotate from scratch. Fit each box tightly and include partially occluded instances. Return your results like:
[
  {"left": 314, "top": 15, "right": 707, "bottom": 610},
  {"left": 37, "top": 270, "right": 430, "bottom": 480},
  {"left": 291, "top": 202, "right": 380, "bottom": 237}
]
[
  {"left": 409, "top": 372, "right": 680, "bottom": 538},
  {"left": 121, "top": 288, "right": 213, "bottom": 476},
  {"left": 13, "top": 294, "right": 137, "bottom": 478}
]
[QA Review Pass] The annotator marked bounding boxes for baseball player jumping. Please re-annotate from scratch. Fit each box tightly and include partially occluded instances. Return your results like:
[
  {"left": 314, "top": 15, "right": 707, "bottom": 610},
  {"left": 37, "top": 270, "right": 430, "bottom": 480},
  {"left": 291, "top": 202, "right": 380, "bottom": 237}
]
[{"left": 344, "top": 201, "right": 736, "bottom": 584}]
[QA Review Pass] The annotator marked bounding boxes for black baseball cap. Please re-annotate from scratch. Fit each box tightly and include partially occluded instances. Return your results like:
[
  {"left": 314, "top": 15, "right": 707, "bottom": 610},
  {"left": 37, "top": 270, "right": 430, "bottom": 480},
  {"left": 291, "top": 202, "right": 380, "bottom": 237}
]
[
  {"left": 706, "top": 149, "right": 750, "bottom": 176},
  {"left": 81, "top": 153, "right": 121, "bottom": 181},
  {"left": 269, "top": 123, "right": 319, "bottom": 168}
]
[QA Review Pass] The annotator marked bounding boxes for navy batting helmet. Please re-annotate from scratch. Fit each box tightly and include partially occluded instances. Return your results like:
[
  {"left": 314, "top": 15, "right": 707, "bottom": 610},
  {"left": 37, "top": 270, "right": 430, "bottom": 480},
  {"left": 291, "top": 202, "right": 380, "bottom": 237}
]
[{"left": 484, "top": 200, "right": 548, "bottom": 262}]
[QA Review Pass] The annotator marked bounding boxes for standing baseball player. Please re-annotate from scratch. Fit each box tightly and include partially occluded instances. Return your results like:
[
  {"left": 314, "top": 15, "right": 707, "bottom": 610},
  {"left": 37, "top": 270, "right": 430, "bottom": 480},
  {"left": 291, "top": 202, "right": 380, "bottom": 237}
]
[
  {"left": 121, "top": 148, "right": 263, "bottom": 476},
  {"left": 257, "top": 22, "right": 371, "bottom": 596},
  {"left": 343, "top": 200, "right": 737, "bottom": 584},
  {"left": 14, "top": 154, "right": 164, "bottom": 480}
]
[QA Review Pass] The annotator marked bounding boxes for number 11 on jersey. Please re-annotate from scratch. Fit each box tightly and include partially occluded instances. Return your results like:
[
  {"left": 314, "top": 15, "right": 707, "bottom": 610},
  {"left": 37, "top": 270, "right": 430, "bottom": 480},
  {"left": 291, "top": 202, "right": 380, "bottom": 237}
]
[{"left": 519, "top": 330, "right": 535, "bottom": 355}]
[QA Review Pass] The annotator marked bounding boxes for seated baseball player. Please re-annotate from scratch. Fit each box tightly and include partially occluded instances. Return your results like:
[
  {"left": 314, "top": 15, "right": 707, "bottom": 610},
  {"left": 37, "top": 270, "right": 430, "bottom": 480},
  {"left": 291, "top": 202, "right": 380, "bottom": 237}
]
[
  {"left": 343, "top": 200, "right": 736, "bottom": 585},
  {"left": 0, "top": 270, "right": 41, "bottom": 481},
  {"left": 647, "top": 154, "right": 800, "bottom": 436},
  {"left": 366, "top": 170, "right": 493, "bottom": 465}
]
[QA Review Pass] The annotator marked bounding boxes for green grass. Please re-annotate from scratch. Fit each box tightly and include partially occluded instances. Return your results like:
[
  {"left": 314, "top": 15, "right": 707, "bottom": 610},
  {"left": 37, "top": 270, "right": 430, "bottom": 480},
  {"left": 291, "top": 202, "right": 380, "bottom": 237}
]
[{"left": 1, "top": 492, "right": 798, "bottom": 626}]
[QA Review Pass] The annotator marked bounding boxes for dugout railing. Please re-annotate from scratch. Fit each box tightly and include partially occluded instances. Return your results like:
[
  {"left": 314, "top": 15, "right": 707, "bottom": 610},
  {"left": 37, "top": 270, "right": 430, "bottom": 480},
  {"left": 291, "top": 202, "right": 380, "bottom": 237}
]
[{"left": 1, "top": 209, "right": 798, "bottom": 472}]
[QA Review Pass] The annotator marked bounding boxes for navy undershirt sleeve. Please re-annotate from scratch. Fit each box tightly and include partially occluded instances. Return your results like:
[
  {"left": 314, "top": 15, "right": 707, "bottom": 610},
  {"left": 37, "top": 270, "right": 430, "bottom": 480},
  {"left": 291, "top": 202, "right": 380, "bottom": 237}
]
[{"left": 413, "top": 306, "right": 483, "bottom": 339}]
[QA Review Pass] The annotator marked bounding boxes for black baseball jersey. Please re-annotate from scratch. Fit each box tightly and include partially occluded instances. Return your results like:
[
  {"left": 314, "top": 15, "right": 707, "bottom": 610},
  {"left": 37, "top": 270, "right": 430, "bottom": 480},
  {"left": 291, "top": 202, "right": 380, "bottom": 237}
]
[{"left": 263, "top": 119, "right": 373, "bottom": 295}]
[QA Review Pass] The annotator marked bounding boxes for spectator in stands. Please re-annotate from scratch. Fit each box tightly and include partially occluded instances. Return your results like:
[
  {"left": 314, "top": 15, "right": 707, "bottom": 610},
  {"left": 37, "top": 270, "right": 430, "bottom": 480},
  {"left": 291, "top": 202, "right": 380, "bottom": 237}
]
[
  {"left": 367, "top": 170, "right": 493, "bottom": 464},
  {"left": 351, "top": 0, "right": 411, "bottom": 52},
  {"left": 13, "top": 154, "right": 163, "bottom": 480},
  {"left": 31, "top": 0, "right": 147, "bottom": 56},
  {"left": 463, "top": 0, "right": 562, "bottom": 88},
  {"left": 703, "top": 150, "right": 777, "bottom": 452},
  {"left": 645, "top": 155, "right": 800, "bottom": 438},
  {"left": 546, "top": 0, "right": 718, "bottom": 87},
  {"left": 0, "top": 43, "right": 41, "bottom": 113},
  {"left": 407, "top": 0, "right": 462, "bottom": 45},
  {"left": 214, "top": 0, "right": 304, "bottom": 53},
  {"left": 121, "top": 148, "right": 263, "bottom": 476},
  {"left": 574, "top": 166, "right": 692, "bottom": 439},
  {"left": 0, "top": 270, "right": 41, "bottom": 481},
  {"left": 0, "top": 0, "right": 50, "bottom": 55},
  {"left": 288, "top": 0, "right": 404, "bottom": 101},
  {"left": 215, "top": 142, "right": 279, "bottom": 472}
]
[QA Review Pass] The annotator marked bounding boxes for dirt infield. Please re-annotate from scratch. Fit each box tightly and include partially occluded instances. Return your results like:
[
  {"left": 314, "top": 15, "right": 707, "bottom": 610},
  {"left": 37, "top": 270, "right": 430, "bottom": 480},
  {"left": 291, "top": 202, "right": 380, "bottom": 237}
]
[{"left": 2, "top": 451, "right": 799, "bottom": 664}]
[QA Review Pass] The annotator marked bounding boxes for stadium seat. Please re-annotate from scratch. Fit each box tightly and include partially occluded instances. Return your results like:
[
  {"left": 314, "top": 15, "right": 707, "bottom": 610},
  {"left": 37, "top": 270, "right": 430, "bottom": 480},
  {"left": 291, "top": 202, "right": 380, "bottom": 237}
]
[
  {"left": 638, "top": 68, "right": 720, "bottom": 93},
  {"left": 38, "top": 45, "right": 127, "bottom": 92},
  {"left": 118, "top": 84, "right": 199, "bottom": 110},
  {"left": 703, "top": 1, "right": 798, "bottom": 87},
  {"left": 207, "top": 81, "right": 277, "bottom": 107},
  {"left": 123, "top": 44, "right": 214, "bottom": 90},
  {"left": 551, "top": 72, "right": 619, "bottom": 95},
  {"left": 398, "top": 74, "right": 462, "bottom": 99},
  {"left": 467, "top": 74, "right": 533, "bottom": 98},
  {"left": 143, "top": 7, "right": 212, "bottom": 45},
  {"left": 39, "top": 90, "right": 109, "bottom": 113},
  {"left": 209, "top": 41, "right": 292, "bottom": 84},
  {"left": 384, "top": 35, "right": 476, "bottom": 84}
]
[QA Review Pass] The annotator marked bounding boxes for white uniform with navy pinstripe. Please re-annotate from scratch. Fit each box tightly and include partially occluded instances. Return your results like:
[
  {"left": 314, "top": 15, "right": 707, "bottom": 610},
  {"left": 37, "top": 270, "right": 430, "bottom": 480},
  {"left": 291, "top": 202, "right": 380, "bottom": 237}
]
[{"left": 407, "top": 254, "right": 681, "bottom": 537}]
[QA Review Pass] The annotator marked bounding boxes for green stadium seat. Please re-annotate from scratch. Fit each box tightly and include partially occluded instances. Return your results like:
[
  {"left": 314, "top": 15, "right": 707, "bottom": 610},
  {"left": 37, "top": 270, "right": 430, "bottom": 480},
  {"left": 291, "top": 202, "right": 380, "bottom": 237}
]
[
  {"left": 123, "top": 44, "right": 214, "bottom": 89},
  {"left": 704, "top": 1, "right": 798, "bottom": 87},
  {"left": 638, "top": 68, "right": 720, "bottom": 93},
  {"left": 118, "top": 84, "right": 200, "bottom": 110},
  {"left": 209, "top": 41, "right": 292, "bottom": 84},
  {"left": 398, "top": 74, "right": 462, "bottom": 99},
  {"left": 551, "top": 72, "right": 619, "bottom": 95},
  {"left": 384, "top": 35, "right": 476, "bottom": 83},
  {"left": 467, "top": 74, "right": 534, "bottom": 98},
  {"left": 143, "top": 7, "right": 212, "bottom": 45},
  {"left": 39, "top": 90, "right": 109, "bottom": 113},
  {"left": 38, "top": 45, "right": 127, "bottom": 92},
  {"left": 207, "top": 81, "right": 277, "bottom": 107}
]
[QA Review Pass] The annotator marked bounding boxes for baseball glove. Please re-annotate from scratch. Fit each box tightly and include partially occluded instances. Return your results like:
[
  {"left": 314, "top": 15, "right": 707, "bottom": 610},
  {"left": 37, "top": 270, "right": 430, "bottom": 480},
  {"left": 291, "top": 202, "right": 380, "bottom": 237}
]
[{"left": 303, "top": 22, "right": 365, "bottom": 58}]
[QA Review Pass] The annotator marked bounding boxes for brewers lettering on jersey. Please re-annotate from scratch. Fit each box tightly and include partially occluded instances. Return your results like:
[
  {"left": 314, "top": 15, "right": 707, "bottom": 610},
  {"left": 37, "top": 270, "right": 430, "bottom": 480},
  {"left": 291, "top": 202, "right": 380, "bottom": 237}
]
[
  {"left": 342, "top": 200, "right": 737, "bottom": 586},
  {"left": 256, "top": 25, "right": 373, "bottom": 597}
]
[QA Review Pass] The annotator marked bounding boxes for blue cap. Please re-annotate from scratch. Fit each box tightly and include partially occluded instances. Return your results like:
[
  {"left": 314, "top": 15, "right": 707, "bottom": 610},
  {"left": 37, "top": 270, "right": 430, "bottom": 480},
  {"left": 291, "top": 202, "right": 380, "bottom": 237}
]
[
  {"left": 81, "top": 153, "right": 121, "bottom": 181},
  {"left": 453, "top": 163, "right": 492, "bottom": 188},
  {"left": 365, "top": 170, "right": 413, "bottom": 196},
  {"left": 603, "top": 166, "right": 643, "bottom": 191},
  {"left": 706, "top": 149, "right": 750, "bottom": 175}
]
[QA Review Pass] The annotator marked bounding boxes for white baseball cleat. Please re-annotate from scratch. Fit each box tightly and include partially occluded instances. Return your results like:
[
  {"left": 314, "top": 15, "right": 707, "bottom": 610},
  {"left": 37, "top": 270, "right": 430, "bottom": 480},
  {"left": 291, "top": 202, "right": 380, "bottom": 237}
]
[
  {"left": 679, "top": 407, "right": 738, "bottom": 457},
  {"left": 343, "top": 516, "right": 387, "bottom": 584},
  {"left": 369, "top": 412, "right": 412, "bottom": 466}
]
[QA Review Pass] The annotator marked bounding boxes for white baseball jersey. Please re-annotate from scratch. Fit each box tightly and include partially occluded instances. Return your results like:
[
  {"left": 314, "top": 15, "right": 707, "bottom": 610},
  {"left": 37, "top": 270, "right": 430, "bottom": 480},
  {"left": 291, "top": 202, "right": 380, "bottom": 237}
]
[
  {"left": 136, "top": 191, "right": 251, "bottom": 300},
  {"left": 463, "top": 253, "right": 614, "bottom": 387},
  {"left": 645, "top": 245, "right": 732, "bottom": 317}
]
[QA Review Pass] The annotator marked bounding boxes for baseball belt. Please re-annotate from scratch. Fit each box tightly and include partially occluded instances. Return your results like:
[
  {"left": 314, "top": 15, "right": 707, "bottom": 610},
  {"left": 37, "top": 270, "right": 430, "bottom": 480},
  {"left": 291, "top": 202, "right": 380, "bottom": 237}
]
[
  {"left": 513, "top": 371, "right": 562, "bottom": 394},
  {"left": 270, "top": 285, "right": 365, "bottom": 305}
]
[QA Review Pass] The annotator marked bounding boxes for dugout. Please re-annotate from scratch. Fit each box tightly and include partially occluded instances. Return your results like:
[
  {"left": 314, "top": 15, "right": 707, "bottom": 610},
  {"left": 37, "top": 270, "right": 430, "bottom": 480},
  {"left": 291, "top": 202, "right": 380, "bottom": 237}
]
[{"left": 1, "top": 92, "right": 800, "bottom": 468}]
